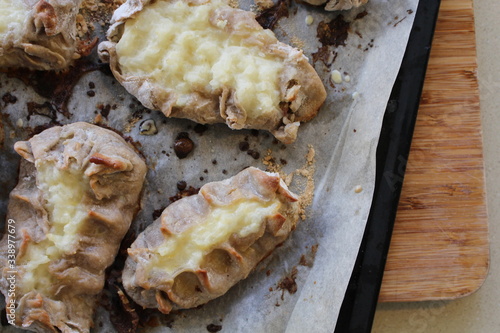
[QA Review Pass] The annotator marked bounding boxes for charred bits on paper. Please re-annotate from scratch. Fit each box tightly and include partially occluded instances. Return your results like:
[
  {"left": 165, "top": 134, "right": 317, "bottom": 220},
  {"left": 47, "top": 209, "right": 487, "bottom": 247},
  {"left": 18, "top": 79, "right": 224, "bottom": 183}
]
[
  {"left": 312, "top": 10, "right": 370, "bottom": 67},
  {"left": 255, "top": 0, "right": 290, "bottom": 30}
]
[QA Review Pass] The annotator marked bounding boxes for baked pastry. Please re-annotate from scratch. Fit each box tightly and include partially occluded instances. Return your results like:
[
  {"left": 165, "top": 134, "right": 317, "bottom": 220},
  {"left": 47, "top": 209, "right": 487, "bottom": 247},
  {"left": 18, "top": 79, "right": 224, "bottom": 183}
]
[
  {"left": 301, "top": 0, "right": 368, "bottom": 11},
  {"left": 0, "top": 122, "right": 147, "bottom": 332},
  {"left": 0, "top": 0, "right": 84, "bottom": 71},
  {"left": 123, "top": 167, "right": 300, "bottom": 313},
  {"left": 98, "top": 0, "right": 326, "bottom": 143}
]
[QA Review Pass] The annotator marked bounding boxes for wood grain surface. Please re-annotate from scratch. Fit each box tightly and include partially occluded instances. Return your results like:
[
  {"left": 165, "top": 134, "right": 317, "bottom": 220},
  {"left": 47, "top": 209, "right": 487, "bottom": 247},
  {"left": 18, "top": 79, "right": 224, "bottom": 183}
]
[{"left": 378, "top": 0, "right": 489, "bottom": 302}]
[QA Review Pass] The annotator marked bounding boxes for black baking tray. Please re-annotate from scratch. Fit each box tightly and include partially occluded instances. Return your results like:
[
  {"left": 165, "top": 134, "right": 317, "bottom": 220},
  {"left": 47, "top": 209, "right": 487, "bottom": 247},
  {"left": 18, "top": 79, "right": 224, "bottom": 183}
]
[{"left": 334, "top": 0, "right": 442, "bottom": 332}]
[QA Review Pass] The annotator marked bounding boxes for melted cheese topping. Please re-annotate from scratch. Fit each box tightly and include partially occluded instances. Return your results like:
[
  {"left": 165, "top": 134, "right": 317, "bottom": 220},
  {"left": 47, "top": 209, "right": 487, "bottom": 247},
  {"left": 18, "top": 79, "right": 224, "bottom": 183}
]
[
  {"left": 0, "top": 0, "right": 29, "bottom": 38},
  {"left": 115, "top": 0, "right": 283, "bottom": 119},
  {"left": 18, "top": 162, "right": 89, "bottom": 294},
  {"left": 150, "top": 199, "right": 281, "bottom": 275}
]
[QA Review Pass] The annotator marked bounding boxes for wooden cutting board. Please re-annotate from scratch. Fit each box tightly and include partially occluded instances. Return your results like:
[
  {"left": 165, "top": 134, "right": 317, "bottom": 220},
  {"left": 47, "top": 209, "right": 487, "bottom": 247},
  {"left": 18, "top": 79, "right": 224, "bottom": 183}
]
[{"left": 378, "top": 0, "right": 489, "bottom": 302}]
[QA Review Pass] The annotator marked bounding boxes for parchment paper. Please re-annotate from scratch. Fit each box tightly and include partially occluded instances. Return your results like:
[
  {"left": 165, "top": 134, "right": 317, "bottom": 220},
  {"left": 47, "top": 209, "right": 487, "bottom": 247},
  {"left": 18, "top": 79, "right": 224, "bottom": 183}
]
[{"left": 0, "top": 0, "right": 418, "bottom": 332}]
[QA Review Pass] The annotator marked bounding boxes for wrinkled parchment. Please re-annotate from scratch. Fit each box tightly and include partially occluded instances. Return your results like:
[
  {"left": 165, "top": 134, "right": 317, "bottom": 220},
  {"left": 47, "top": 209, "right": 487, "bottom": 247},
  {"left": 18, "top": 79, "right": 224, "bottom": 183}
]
[{"left": 0, "top": 0, "right": 418, "bottom": 332}]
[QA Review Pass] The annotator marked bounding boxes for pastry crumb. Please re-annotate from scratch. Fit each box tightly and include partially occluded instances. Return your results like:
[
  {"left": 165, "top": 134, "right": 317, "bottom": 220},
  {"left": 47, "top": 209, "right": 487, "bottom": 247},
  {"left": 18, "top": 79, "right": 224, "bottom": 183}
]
[
  {"left": 93, "top": 113, "right": 103, "bottom": 124},
  {"left": 297, "top": 146, "right": 316, "bottom": 220},
  {"left": 306, "top": 145, "right": 315, "bottom": 164},
  {"left": 262, "top": 145, "right": 315, "bottom": 220},
  {"left": 254, "top": 0, "right": 274, "bottom": 10},
  {"left": 228, "top": 0, "right": 239, "bottom": 8},
  {"left": 123, "top": 116, "right": 141, "bottom": 133},
  {"left": 284, "top": 172, "right": 294, "bottom": 187},
  {"left": 290, "top": 36, "right": 305, "bottom": 50},
  {"left": 277, "top": 266, "right": 298, "bottom": 299},
  {"left": 76, "top": 14, "right": 89, "bottom": 38},
  {"left": 262, "top": 149, "right": 283, "bottom": 173}
]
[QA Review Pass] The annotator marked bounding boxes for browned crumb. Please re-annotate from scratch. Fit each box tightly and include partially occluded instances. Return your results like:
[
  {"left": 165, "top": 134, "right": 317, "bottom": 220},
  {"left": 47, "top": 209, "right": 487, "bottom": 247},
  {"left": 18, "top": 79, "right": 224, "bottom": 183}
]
[
  {"left": 254, "top": 0, "right": 274, "bottom": 10},
  {"left": 169, "top": 186, "right": 200, "bottom": 203},
  {"left": 106, "top": 288, "right": 140, "bottom": 333},
  {"left": 81, "top": 0, "right": 125, "bottom": 16},
  {"left": 277, "top": 266, "right": 298, "bottom": 300},
  {"left": 297, "top": 145, "right": 316, "bottom": 220},
  {"left": 290, "top": 36, "right": 305, "bottom": 50},
  {"left": 80, "top": 0, "right": 125, "bottom": 36},
  {"left": 93, "top": 113, "right": 103, "bottom": 124},
  {"left": 261, "top": 145, "right": 315, "bottom": 220},
  {"left": 117, "top": 289, "right": 139, "bottom": 325},
  {"left": 76, "top": 14, "right": 90, "bottom": 38},
  {"left": 306, "top": 145, "right": 315, "bottom": 164},
  {"left": 77, "top": 0, "right": 125, "bottom": 52},
  {"left": 299, "top": 255, "right": 308, "bottom": 266},
  {"left": 123, "top": 116, "right": 141, "bottom": 133},
  {"left": 228, "top": 0, "right": 239, "bottom": 8},
  {"left": 299, "top": 244, "right": 319, "bottom": 267},
  {"left": 262, "top": 149, "right": 283, "bottom": 173}
]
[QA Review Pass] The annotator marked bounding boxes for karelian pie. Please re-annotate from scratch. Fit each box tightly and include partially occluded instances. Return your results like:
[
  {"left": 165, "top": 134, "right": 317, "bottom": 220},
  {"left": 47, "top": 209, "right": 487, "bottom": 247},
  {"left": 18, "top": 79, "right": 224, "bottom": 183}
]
[
  {"left": 0, "top": 0, "right": 83, "bottom": 71},
  {"left": 0, "top": 122, "right": 147, "bottom": 332},
  {"left": 98, "top": 0, "right": 326, "bottom": 143},
  {"left": 123, "top": 167, "right": 300, "bottom": 313}
]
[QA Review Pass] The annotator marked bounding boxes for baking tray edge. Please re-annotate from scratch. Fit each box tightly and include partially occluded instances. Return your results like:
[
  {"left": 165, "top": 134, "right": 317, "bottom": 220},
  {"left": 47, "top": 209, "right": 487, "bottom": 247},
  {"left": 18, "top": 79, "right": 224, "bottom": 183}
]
[{"left": 334, "top": 1, "right": 442, "bottom": 332}]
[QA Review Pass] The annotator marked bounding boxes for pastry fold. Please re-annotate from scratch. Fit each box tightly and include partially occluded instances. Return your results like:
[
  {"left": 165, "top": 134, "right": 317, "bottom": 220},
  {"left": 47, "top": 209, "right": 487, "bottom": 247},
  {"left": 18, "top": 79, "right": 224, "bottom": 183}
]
[
  {"left": 123, "top": 167, "right": 300, "bottom": 313},
  {"left": 0, "top": 0, "right": 84, "bottom": 71},
  {"left": 0, "top": 122, "right": 147, "bottom": 333}
]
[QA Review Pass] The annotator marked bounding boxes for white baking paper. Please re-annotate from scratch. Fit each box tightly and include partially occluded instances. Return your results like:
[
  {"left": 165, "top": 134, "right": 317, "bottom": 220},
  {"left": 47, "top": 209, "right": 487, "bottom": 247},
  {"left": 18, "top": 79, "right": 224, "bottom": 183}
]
[{"left": 0, "top": 0, "right": 418, "bottom": 332}]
